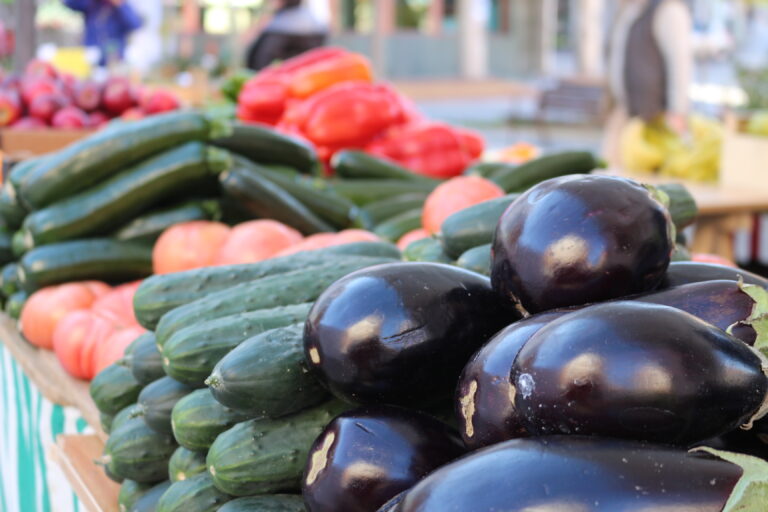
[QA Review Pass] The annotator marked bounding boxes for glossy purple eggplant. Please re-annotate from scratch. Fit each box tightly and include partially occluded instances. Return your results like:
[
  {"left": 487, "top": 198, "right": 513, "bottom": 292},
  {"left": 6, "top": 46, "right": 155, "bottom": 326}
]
[
  {"left": 303, "top": 262, "right": 520, "bottom": 406},
  {"left": 455, "top": 309, "right": 570, "bottom": 450},
  {"left": 631, "top": 279, "right": 759, "bottom": 345},
  {"left": 662, "top": 261, "right": 768, "bottom": 289},
  {"left": 511, "top": 301, "right": 768, "bottom": 445},
  {"left": 376, "top": 492, "right": 406, "bottom": 512},
  {"left": 491, "top": 175, "right": 673, "bottom": 313},
  {"left": 302, "top": 406, "right": 465, "bottom": 512},
  {"left": 388, "top": 436, "right": 743, "bottom": 512}
]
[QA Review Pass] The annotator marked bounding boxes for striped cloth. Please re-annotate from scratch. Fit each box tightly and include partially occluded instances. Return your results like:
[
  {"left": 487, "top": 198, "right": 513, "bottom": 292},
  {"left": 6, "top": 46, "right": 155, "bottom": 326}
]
[{"left": 0, "top": 344, "right": 87, "bottom": 512}]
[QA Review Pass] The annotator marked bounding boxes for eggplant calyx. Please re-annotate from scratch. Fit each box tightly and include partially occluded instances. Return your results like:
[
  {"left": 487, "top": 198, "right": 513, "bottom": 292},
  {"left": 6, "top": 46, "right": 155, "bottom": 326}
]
[
  {"left": 642, "top": 183, "right": 677, "bottom": 253},
  {"left": 732, "top": 279, "right": 768, "bottom": 357},
  {"left": 691, "top": 447, "right": 768, "bottom": 512}
]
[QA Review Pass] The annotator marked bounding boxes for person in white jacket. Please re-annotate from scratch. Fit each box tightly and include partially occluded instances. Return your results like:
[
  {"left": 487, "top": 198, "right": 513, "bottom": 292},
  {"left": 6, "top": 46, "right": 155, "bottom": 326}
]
[{"left": 603, "top": 0, "right": 694, "bottom": 166}]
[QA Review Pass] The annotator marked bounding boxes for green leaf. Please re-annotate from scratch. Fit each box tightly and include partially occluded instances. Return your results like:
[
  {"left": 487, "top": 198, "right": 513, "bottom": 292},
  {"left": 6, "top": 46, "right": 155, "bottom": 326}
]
[
  {"left": 733, "top": 280, "right": 768, "bottom": 357},
  {"left": 692, "top": 447, "right": 768, "bottom": 511}
]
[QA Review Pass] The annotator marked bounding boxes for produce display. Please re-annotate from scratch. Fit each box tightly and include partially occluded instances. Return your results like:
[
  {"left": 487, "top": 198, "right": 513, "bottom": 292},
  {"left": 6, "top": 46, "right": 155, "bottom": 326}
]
[{"left": 0, "top": 59, "right": 181, "bottom": 129}]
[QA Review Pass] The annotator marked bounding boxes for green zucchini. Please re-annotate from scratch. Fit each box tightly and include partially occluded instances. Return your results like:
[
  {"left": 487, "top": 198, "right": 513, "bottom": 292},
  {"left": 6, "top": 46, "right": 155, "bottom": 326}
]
[
  {"left": 0, "top": 183, "right": 26, "bottom": 230},
  {"left": 0, "top": 227, "right": 13, "bottom": 266},
  {"left": 170, "top": 388, "right": 253, "bottom": 452},
  {"left": 18, "top": 238, "right": 153, "bottom": 292},
  {"left": 134, "top": 242, "right": 400, "bottom": 330},
  {"left": 111, "top": 404, "right": 144, "bottom": 435},
  {"left": 373, "top": 207, "right": 423, "bottom": 242},
  {"left": 489, "top": 150, "right": 599, "bottom": 192},
  {"left": 206, "top": 400, "right": 349, "bottom": 496},
  {"left": 656, "top": 183, "right": 698, "bottom": 230},
  {"left": 155, "top": 257, "right": 394, "bottom": 346},
  {"left": 221, "top": 158, "right": 334, "bottom": 235},
  {"left": 168, "top": 447, "right": 207, "bottom": 482},
  {"left": 359, "top": 193, "right": 428, "bottom": 226},
  {"left": 114, "top": 199, "right": 221, "bottom": 244},
  {"left": 138, "top": 376, "right": 193, "bottom": 434},
  {"left": 103, "top": 415, "right": 177, "bottom": 483},
  {"left": 161, "top": 303, "right": 313, "bottom": 386},
  {"left": 455, "top": 243, "right": 492, "bottom": 276},
  {"left": 157, "top": 472, "right": 232, "bottom": 512},
  {"left": 207, "top": 323, "right": 328, "bottom": 417},
  {"left": 212, "top": 120, "right": 319, "bottom": 175},
  {"left": 130, "top": 480, "right": 172, "bottom": 512},
  {"left": 19, "top": 111, "right": 221, "bottom": 209},
  {"left": 255, "top": 164, "right": 361, "bottom": 229},
  {"left": 4, "top": 290, "right": 27, "bottom": 319},
  {"left": 101, "top": 412, "right": 114, "bottom": 434},
  {"left": 20, "top": 143, "right": 228, "bottom": 249},
  {"left": 332, "top": 150, "right": 438, "bottom": 184},
  {"left": 402, "top": 237, "right": 453, "bottom": 263},
  {"left": 130, "top": 332, "right": 165, "bottom": 385},
  {"left": 0, "top": 263, "right": 18, "bottom": 298},
  {"left": 464, "top": 161, "right": 514, "bottom": 179},
  {"left": 90, "top": 362, "right": 143, "bottom": 415},
  {"left": 118, "top": 479, "right": 154, "bottom": 512},
  {"left": 218, "top": 496, "right": 305, "bottom": 512},
  {"left": 672, "top": 243, "right": 692, "bottom": 262},
  {"left": 8, "top": 156, "right": 45, "bottom": 191},
  {"left": 438, "top": 194, "right": 519, "bottom": 259},
  {"left": 329, "top": 179, "right": 436, "bottom": 206}
]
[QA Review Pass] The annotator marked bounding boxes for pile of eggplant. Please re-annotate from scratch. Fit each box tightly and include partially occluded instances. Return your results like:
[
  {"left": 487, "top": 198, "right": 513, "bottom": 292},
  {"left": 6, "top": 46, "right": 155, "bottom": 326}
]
[{"left": 300, "top": 175, "right": 768, "bottom": 512}]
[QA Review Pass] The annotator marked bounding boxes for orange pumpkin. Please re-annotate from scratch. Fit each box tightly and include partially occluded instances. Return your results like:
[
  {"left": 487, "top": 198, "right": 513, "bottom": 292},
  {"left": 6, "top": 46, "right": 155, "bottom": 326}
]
[
  {"left": 92, "top": 281, "right": 142, "bottom": 329},
  {"left": 153, "top": 221, "right": 231, "bottom": 274},
  {"left": 397, "top": 228, "right": 430, "bottom": 250},
  {"left": 422, "top": 176, "right": 504, "bottom": 234},
  {"left": 92, "top": 326, "right": 146, "bottom": 375},
  {"left": 333, "top": 229, "right": 381, "bottom": 244},
  {"left": 274, "top": 232, "right": 339, "bottom": 257},
  {"left": 21, "top": 281, "right": 110, "bottom": 349},
  {"left": 214, "top": 220, "right": 303, "bottom": 265},
  {"left": 53, "top": 310, "right": 118, "bottom": 380}
]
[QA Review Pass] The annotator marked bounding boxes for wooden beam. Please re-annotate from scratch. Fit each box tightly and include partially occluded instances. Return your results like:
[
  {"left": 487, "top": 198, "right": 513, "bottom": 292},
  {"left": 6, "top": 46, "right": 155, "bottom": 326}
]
[{"left": 13, "top": 0, "right": 36, "bottom": 73}]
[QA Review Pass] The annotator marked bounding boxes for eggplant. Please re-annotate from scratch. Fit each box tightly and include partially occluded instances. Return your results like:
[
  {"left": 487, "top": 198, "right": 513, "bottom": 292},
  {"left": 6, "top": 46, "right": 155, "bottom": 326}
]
[
  {"left": 377, "top": 492, "right": 406, "bottom": 512},
  {"left": 302, "top": 406, "right": 465, "bottom": 512},
  {"left": 662, "top": 260, "right": 768, "bottom": 289},
  {"left": 303, "top": 262, "right": 520, "bottom": 406},
  {"left": 491, "top": 175, "right": 673, "bottom": 313},
  {"left": 511, "top": 301, "right": 768, "bottom": 445},
  {"left": 456, "top": 309, "right": 570, "bottom": 450},
  {"left": 388, "top": 436, "right": 751, "bottom": 512}
]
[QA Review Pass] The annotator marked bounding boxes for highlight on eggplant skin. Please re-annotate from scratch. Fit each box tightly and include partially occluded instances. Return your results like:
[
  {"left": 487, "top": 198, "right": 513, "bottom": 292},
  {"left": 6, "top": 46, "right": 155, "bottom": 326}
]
[
  {"left": 302, "top": 405, "right": 465, "bottom": 512},
  {"left": 491, "top": 174, "right": 673, "bottom": 314},
  {"left": 386, "top": 436, "right": 743, "bottom": 512},
  {"left": 510, "top": 301, "right": 768, "bottom": 446},
  {"left": 662, "top": 261, "right": 768, "bottom": 289}
]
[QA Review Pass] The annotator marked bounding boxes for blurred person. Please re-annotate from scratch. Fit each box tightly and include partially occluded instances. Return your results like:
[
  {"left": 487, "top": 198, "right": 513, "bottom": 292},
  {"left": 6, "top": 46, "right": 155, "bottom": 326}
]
[
  {"left": 124, "top": 0, "right": 163, "bottom": 75},
  {"left": 245, "top": 0, "right": 329, "bottom": 71},
  {"left": 63, "top": 0, "right": 143, "bottom": 67},
  {"left": 603, "top": 0, "right": 693, "bottom": 166}
]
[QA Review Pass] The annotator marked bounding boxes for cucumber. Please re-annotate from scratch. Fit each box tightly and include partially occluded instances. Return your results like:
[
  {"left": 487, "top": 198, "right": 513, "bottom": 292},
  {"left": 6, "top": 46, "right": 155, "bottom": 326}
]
[
  {"left": 212, "top": 120, "right": 319, "bottom": 175},
  {"left": 168, "top": 447, "right": 207, "bottom": 482},
  {"left": 489, "top": 150, "right": 599, "bottom": 192},
  {"left": 464, "top": 161, "right": 514, "bottom": 179},
  {"left": 438, "top": 194, "right": 519, "bottom": 259},
  {"left": 138, "top": 377, "right": 193, "bottom": 434},
  {"left": 134, "top": 242, "right": 400, "bottom": 330},
  {"left": 403, "top": 237, "right": 453, "bottom": 263},
  {"left": 103, "top": 414, "right": 177, "bottom": 483},
  {"left": 0, "top": 263, "right": 19, "bottom": 298},
  {"left": 114, "top": 199, "right": 221, "bottom": 244},
  {"left": 101, "top": 412, "right": 114, "bottom": 434},
  {"left": 207, "top": 323, "right": 328, "bottom": 417},
  {"left": 112, "top": 404, "right": 144, "bottom": 434},
  {"left": 455, "top": 243, "right": 492, "bottom": 276},
  {"left": 218, "top": 496, "right": 305, "bottom": 512},
  {"left": 161, "top": 303, "right": 313, "bottom": 386},
  {"left": 90, "top": 362, "right": 143, "bottom": 415},
  {"left": 331, "top": 150, "right": 438, "bottom": 184},
  {"left": 18, "top": 238, "right": 153, "bottom": 292},
  {"left": 206, "top": 400, "right": 349, "bottom": 496},
  {"left": 130, "top": 480, "right": 172, "bottom": 512},
  {"left": 155, "top": 257, "right": 395, "bottom": 346},
  {"left": 373, "top": 207, "right": 423, "bottom": 242},
  {"left": 656, "top": 183, "right": 698, "bottom": 230},
  {"left": 170, "top": 388, "right": 253, "bottom": 452},
  {"left": 130, "top": 332, "right": 165, "bottom": 385},
  {"left": 0, "top": 227, "right": 13, "bottom": 266},
  {"left": 157, "top": 472, "right": 232, "bottom": 512},
  {"left": 359, "top": 193, "right": 428, "bottom": 226},
  {"left": 220, "top": 158, "right": 334, "bottom": 235},
  {"left": 255, "top": 164, "right": 361, "bottom": 229},
  {"left": 20, "top": 143, "right": 228, "bottom": 249},
  {"left": 118, "top": 479, "right": 154, "bottom": 512},
  {"left": 19, "top": 111, "right": 220, "bottom": 209},
  {"left": 329, "top": 179, "right": 436, "bottom": 206},
  {"left": 4, "top": 290, "right": 27, "bottom": 319}
]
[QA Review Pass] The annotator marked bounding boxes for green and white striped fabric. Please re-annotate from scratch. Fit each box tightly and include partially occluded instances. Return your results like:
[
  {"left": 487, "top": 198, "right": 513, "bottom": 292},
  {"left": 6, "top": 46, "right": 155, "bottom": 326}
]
[{"left": 0, "top": 344, "right": 87, "bottom": 512}]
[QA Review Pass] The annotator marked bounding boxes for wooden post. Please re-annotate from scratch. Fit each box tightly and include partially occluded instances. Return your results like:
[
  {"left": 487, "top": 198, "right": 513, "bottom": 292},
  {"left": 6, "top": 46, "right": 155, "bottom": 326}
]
[
  {"left": 458, "top": 0, "right": 489, "bottom": 79},
  {"left": 539, "top": 0, "right": 557, "bottom": 75},
  {"left": 426, "top": 0, "right": 444, "bottom": 36},
  {"left": 576, "top": 0, "right": 605, "bottom": 77},
  {"left": 14, "top": 0, "right": 37, "bottom": 73},
  {"left": 371, "top": 0, "right": 394, "bottom": 79}
]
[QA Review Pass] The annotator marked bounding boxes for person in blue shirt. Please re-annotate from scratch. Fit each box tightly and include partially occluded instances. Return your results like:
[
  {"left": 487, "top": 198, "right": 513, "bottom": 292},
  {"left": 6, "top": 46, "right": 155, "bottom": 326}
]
[{"left": 64, "top": 0, "right": 143, "bottom": 66}]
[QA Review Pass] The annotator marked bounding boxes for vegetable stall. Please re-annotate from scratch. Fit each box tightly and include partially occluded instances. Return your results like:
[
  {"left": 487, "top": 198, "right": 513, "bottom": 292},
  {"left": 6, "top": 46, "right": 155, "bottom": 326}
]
[{"left": 2, "top": 48, "right": 768, "bottom": 512}]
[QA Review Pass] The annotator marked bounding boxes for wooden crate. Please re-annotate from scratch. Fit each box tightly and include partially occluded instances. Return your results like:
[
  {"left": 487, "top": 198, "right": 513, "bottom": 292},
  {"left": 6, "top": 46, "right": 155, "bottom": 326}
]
[
  {"left": 720, "top": 112, "right": 768, "bottom": 191},
  {"left": 0, "top": 129, "right": 92, "bottom": 159}
]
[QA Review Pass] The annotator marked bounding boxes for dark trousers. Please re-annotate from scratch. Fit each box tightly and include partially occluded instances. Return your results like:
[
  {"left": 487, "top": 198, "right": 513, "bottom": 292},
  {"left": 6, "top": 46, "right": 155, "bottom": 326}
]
[{"left": 245, "top": 31, "right": 327, "bottom": 71}]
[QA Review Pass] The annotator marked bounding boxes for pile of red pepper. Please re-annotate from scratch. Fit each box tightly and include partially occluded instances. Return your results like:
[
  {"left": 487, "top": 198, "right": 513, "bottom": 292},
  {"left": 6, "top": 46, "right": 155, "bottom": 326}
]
[{"left": 237, "top": 47, "right": 483, "bottom": 179}]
